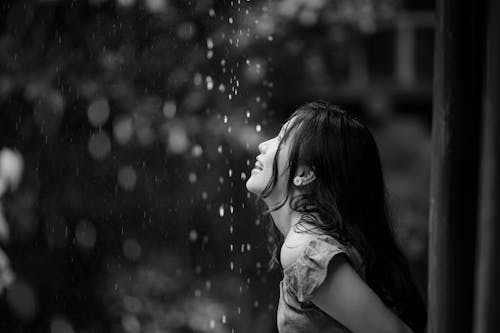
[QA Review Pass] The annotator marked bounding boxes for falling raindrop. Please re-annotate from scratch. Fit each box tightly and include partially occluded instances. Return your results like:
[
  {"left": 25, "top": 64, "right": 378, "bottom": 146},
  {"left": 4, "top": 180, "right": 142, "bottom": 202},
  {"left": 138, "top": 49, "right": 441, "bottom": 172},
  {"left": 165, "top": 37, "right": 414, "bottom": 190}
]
[
  {"left": 206, "top": 76, "right": 214, "bottom": 90},
  {"left": 123, "top": 238, "right": 142, "bottom": 261},
  {"left": 113, "top": 117, "right": 133, "bottom": 145},
  {"left": 87, "top": 97, "right": 110, "bottom": 127},
  {"left": 88, "top": 131, "right": 111, "bottom": 160},
  {"left": 193, "top": 73, "right": 203, "bottom": 86},
  {"left": 189, "top": 230, "right": 198, "bottom": 242},
  {"left": 190, "top": 145, "right": 202, "bottom": 158},
  {"left": 188, "top": 172, "right": 197, "bottom": 184},
  {"left": 163, "top": 101, "right": 177, "bottom": 118},
  {"left": 219, "top": 205, "right": 225, "bottom": 217},
  {"left": 118, "top": 166, "right": 137, "bottom": 190},
  {"left": 50, "top": 317, "right": 75, "bottom": 333},
  {"left": 75, "top": 220, "right": 97, "bottom": 250}
]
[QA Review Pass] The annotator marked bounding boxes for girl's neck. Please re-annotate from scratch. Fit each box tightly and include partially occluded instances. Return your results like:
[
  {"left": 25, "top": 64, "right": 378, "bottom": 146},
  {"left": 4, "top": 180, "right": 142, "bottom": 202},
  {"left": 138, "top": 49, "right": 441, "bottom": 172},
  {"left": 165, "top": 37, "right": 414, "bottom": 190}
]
[{"left": 268, "top": 201, "right": 304, "bottom": 238}]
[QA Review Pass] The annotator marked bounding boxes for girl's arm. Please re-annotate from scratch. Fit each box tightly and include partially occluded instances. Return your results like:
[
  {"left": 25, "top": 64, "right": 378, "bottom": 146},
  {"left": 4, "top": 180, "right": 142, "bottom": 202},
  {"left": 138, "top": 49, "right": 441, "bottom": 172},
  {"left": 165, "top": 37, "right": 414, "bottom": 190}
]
[{"left": 311, "top": 255, "right": 414, "bottom": 333}]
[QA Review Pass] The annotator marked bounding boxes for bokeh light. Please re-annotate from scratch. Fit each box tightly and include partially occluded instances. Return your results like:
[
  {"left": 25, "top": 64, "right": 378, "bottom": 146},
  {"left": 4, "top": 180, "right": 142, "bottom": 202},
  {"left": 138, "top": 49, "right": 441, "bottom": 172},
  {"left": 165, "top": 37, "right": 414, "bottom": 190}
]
[{"left": 88, "top": 132, "right": 112, "bottom": 160}]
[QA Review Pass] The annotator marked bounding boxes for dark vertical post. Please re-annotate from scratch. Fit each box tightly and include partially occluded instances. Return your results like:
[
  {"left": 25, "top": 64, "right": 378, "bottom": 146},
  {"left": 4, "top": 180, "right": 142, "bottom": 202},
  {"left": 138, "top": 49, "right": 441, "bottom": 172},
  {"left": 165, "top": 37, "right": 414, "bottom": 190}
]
[
  {"left": 429, "top": 0, "right": 485, "bottom": 332},
  {"left": 474, "top": 0, "right": 500, "bottom": 331}
]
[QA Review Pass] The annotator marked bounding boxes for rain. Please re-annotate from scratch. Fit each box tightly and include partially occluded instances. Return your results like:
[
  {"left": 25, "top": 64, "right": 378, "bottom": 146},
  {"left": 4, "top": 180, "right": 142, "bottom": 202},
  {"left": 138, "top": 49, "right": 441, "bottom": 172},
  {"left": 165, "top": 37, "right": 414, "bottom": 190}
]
[{"left": 0, "top": 0, "right": 438, "bottom": 332}]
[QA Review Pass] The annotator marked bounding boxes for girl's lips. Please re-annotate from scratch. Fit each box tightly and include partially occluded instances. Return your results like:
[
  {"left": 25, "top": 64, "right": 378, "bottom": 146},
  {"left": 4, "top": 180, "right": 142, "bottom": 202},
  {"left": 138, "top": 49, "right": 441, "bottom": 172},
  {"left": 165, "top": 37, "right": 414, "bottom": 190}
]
[{"left": 251, "top": 168, "right": 262, "bottom": 174}]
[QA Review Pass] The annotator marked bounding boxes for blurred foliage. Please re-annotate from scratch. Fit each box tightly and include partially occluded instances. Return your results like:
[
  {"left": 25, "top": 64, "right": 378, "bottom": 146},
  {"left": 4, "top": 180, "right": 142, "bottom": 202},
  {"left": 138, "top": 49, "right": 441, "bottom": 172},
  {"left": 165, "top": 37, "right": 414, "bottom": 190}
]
[{"left": 0, "top": 0, "right": 431, "bottom": 331}]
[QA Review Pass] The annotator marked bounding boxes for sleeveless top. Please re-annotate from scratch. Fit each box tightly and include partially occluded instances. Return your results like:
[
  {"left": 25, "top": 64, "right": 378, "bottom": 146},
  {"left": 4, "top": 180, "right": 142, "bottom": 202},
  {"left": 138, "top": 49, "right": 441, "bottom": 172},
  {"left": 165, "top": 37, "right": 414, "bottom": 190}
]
[{"left": 277, "top": 234, "right": 366, "bottom": 333}]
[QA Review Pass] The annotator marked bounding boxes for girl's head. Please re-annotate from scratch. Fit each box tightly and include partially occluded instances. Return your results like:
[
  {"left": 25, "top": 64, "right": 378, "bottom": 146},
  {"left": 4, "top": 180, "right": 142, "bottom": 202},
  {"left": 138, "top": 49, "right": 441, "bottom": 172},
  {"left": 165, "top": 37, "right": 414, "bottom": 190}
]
[
  {"left": 246, "top": 100, "right": 386, "bottom": 239},
  {"left": 247, "top": 101, "right": 426, "bottom": 333}
]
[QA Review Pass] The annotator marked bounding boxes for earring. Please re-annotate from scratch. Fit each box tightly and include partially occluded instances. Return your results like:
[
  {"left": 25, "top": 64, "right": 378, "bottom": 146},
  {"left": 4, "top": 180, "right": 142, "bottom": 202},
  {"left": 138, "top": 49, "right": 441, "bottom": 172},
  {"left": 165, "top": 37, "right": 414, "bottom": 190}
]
[{"left": 293, "top": 176, "right": 303, "bottom": 186}]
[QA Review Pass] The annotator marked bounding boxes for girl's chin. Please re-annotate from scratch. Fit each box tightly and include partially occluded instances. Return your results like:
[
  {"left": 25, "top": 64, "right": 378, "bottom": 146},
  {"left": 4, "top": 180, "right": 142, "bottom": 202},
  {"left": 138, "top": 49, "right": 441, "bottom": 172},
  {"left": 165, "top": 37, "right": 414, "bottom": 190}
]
[{"left": 245, "top": 177, "right": 264, "bottom": 195}]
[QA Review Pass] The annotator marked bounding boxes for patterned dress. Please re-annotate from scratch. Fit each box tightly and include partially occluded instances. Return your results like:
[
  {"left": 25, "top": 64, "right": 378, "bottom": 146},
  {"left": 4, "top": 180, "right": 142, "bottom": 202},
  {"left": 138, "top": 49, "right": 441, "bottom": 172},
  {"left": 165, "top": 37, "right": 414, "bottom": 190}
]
[{"left": 277, "top": 234, "right": 366, "bottom": 333}]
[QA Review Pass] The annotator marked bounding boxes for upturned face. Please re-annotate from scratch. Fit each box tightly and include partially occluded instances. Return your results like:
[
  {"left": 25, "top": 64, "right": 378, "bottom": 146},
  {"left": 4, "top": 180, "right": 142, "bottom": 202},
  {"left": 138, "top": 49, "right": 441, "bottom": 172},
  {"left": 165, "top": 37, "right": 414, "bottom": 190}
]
[{"left": 246, "top": 120, "right": 293, "bottom": 203}]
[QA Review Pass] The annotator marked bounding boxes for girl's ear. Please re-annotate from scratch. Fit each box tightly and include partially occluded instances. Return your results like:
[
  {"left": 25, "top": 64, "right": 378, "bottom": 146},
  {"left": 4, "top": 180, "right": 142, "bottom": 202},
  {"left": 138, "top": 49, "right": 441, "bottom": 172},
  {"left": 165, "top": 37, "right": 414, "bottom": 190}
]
[{"left": 296, "top": 166, "right": 316, "bottom": 186}]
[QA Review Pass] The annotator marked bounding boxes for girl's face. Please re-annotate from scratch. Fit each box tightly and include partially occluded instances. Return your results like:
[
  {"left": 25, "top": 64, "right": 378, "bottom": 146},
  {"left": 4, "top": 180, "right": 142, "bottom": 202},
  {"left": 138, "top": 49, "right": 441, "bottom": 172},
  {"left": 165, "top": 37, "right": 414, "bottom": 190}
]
[{"left": 246, "top": 120, "right": 293, "bottom": 202}]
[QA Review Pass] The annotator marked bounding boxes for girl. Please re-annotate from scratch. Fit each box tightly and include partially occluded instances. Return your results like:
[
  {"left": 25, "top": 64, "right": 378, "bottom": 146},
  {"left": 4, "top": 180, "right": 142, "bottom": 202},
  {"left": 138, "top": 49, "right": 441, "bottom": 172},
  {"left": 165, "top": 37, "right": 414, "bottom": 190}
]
[{"left": 246, "top": 101, "right": 427, "bottom": 333}]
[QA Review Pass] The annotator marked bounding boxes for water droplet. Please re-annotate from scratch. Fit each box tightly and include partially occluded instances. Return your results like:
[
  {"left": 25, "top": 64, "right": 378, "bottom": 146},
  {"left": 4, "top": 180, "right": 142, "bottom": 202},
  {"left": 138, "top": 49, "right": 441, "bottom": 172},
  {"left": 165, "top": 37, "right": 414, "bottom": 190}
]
[
  {"left": 209, "top": 9, "right": 215, "bottom": 17},
  {"left": 192, "top": 145, "right": 203, "bottom": 157},
  {"left": 223, "top": 115, "right": 228, "bottom": 123},
  {"left": 219, "top": 205, "right": 225, "bottom": 217},
  {"left": 50, "top": 317, "right": 75, "bottom": 333},
  {"left": 188, "top": 172, "right": 197, "bottom": 184},
  {"left": 88, "top": 131, "right": 111, "bottom": 160},
  {"left": 222, "top": 315, "right": 226, "bottom": 324},
  {"left": 194, "top": 73, "right": 203, "bottom": 86},
  {"left": 87, "top": 97, "right": 110, "bottom": 127},
  {"left": 118, "top": 165, "right": 137, "bottom": 190},
  {"left": 217, "top": 145, "right": 223, "bottom": 154},
  {"left": 75, "top": 220, "right": 97, "bottom": 250},
  {"left": 123, "top": 238, "right": 142, "bottom": 261},
  {"left": 206, "top": 76, "right": 214, "bottom": 90},
  {"left": 113, "top": 117, "right": 133, "bottom": 145},
  {"left": 240, "top": 172, "right": 246, "bottom": 180},
  {"left": 189, "top": 230, "right": 198, "bottom": 242},
  {"left": 229, "top": 17, "right": 234, "bottom": 24},
  {"left": 163, "top": 101, "right": 177, "bottom": 118},
  {"left": 207, "top": 38, "right": 214, "bottom": 49},
  {"left": 256, "top": 124, "right": 261, "bottom": 132}
]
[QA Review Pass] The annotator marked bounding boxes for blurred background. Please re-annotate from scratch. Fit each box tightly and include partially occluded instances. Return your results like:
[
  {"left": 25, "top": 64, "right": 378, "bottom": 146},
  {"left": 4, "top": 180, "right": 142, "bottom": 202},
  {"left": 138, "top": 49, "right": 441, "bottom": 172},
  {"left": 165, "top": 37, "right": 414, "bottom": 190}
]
[{"left": 0, "top": 0, "right": 434, "bottom": 332}]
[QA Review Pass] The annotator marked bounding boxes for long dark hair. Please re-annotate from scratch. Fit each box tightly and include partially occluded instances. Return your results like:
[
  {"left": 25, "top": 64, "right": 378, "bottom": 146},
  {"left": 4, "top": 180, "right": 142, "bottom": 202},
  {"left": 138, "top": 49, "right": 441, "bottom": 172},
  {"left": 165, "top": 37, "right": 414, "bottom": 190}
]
[{"left": 257, "top": 101, "right": 426, "bottom": 333}]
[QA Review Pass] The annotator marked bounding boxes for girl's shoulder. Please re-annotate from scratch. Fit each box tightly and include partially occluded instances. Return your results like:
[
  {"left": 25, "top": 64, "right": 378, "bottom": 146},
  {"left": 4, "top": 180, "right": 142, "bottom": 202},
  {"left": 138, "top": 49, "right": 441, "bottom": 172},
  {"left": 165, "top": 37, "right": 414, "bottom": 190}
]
[
  {"left": 280, "top": 229, "right": 366, "bottom": 303},
  {"left": 280, "top": 225, "right": 346, "bottom": 271}
]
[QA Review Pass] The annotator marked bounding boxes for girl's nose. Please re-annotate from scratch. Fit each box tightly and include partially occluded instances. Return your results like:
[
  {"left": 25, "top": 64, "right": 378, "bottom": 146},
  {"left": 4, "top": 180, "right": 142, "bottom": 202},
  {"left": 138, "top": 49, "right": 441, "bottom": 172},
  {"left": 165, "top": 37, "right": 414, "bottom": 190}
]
[{"left": 258, "top": 141, "right": 268, "bottom": 153}]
